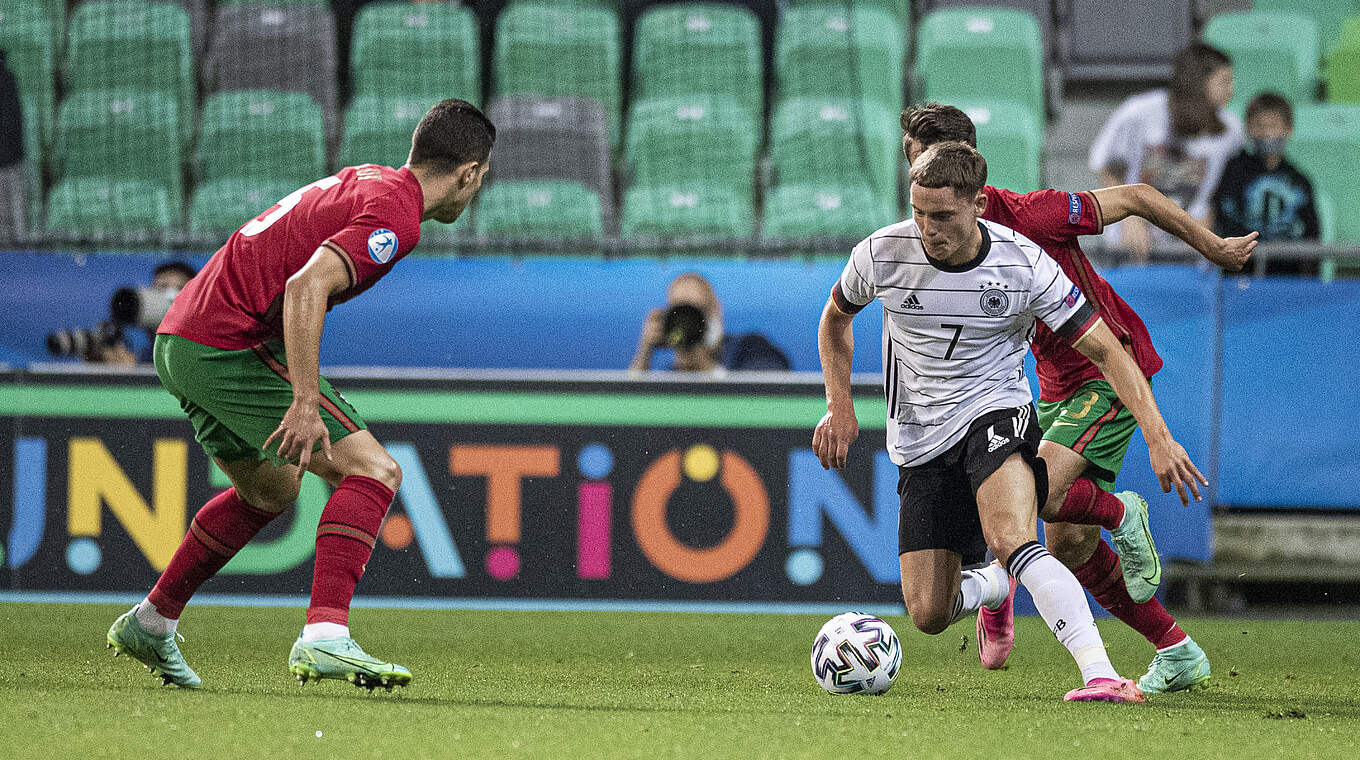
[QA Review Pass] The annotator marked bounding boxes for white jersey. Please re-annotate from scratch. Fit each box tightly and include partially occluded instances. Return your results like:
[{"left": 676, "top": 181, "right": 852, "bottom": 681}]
[{"left": 833, "top": 218, "right": 1097, "bottom": 467}]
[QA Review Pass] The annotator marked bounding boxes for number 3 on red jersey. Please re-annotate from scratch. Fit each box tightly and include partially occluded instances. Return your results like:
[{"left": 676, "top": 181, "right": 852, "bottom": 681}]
[{"left": 240, "top": 176, "right": 343, "bottom": 237}]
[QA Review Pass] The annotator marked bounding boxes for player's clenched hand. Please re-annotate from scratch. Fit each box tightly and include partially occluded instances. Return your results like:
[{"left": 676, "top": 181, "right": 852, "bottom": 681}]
[
  {"left": 1146, "top": 435, "right": 1207, "bottom": 506},
  {"left": 263, "top": 402, "right": 333, "bottom": 479},
  {"left": 1204, "top": 230, "right": 1258, "bottom": 272},
  {"left": 812, "top": 407, "right": 858, "bottom": 470}
]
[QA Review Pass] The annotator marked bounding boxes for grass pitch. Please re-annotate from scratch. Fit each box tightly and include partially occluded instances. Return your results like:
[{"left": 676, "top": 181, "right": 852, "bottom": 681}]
[{"left": 0, "top": 603, "right": 1356, "bottom": 760}]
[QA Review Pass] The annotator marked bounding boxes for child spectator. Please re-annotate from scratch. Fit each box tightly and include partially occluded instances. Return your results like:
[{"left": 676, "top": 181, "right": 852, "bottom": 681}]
[{"left": 1211, "top": 93, "right": 1318, "bottom": 243}]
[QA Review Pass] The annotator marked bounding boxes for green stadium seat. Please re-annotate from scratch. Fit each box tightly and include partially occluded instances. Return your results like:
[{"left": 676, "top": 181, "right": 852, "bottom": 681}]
[
  {"left": 784, "top": 0, "right": 910, "bottom": 22},
  {"left": 55, "top": 89, "right": 183, "bottom": 199},
  {"left": 18, "top": 95, "right": 41, "bottom": 215},
  {"left": 215, "top": 0, "right": 328, "bottom": 5},
  {"left": 1203, "top": 12, "right": 1319, "bottom": 109},
  {"left": 624, "top": 95, "right": 759, "bottom": 193},
  {"left": 494, "top": 2, "right": 622, "bottom": 147},
  {"left": 621, "top": 184, "right": 754, "bottom": 243},
  {"left": 351, "top": 2, "right": 480, "bottom": 104},
  {"left": 475, "top": 181, "right": 604, "bottom": 242},
  {"left": 916, "top": 8, "right": 1044, "bottom": 122},
  {"left": 1289, "top": 104, "right": 1360, "bottom": 244},
  {"left": 0, "top": 2, "right": 54, "bottom": 149},
  {"left": 188, "top": 177, "right": 297, "bottom": 239},
  {"left": 761, "top": 182, "right": 896, "bottom": 242},
  {"left": 776, "top": 4, "right": 906, "bottom": 110},
  {"left": 46, "top": 177, "right": 174, "bottom": 241},
  {"left": 1255, "top": 0, "right": 1360, "bottom": 57},
  {"left": 65, "top": 1, "right": 194, "bottom": 145},
  {"left": 1315, "top": 188, "right": 1336, "bottom": 245},
  {"left": 632, "top": 4, "right": 762, "bottom": 119},
  {"left": 768, "top": 97, "right": 900, "bottom": 204},
  {"left": 955, "top": 100, "right": 1043, "bottom": 193},
  {"left": 338, "top": 95, "right": 428, "bottom": 169},
  {"left": 418, "top": 217, "right": 469, "bottom": 253},
  {"left": 1326, "top": 18, "right": 1360, "bottom": 102},
  {"left": 196, "top": 91, "right": 326, "bottom": 187}
]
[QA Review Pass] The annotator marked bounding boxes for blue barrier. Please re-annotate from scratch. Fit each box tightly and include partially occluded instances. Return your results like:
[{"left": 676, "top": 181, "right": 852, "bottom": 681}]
[{"left": 4, "top": 251, "right": 1358, "bottom": 533}]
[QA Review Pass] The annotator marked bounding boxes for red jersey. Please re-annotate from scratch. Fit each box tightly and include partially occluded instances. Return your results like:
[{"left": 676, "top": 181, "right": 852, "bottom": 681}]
[
  {"left": 982, "top": 186, "right": 1163, "bottom": 401},
  {"left": 160, "top": 165, "right": 424, "bottom": 349}
]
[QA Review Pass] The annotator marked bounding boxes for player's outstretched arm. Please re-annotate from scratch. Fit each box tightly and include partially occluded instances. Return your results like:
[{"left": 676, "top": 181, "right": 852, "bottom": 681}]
[
  {"left": 263, "top": 246, "right": 350, "bottom": 478},
  {"left": 813, "top": 296, "right": 858, "bottom": 470},
  {"left": 1069, "top": 318, "right": 1208, "bottom": 505},
  {"left": 1091, "top": 183, "right": 1258, "bottom": 271}
]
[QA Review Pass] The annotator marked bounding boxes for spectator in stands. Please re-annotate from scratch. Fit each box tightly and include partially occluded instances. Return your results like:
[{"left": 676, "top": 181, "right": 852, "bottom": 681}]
[
  {"left": 630, "top": 272, "right": 790, "bottom": 373},
  {"left": 1211, "top": 93, "right": 1318, "bottom": 244},
  {"left": 0, "top": 50, "right": 25, "bottom": 241},
  {"left": 1089, "top": 42, "right": 1242, "bottom": 261}
]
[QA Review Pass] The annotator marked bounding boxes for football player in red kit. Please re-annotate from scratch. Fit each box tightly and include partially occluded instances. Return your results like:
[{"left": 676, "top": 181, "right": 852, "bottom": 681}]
[{"left": 106, "top": 99, "right": 494, "bottom": 690}]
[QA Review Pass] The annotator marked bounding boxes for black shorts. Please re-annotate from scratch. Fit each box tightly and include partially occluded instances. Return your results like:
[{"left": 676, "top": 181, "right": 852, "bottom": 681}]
[{"left": 897, "top": 405, "right": 1049, "bottom": 565}]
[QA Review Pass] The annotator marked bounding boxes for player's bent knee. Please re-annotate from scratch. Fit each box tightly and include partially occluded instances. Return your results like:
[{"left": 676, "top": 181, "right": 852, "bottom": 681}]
[
  {"left": 1044, "top": 526, "right": 1100, "bottom": 569},
  {"left": 908, "top": 608, "right": 951, "bottom": 635},
  {"left": 353, "top": 454, "right": 401, "bottom": 493},
  {"left": 901, "top": 591, "right": 950, "bottom": 635}
]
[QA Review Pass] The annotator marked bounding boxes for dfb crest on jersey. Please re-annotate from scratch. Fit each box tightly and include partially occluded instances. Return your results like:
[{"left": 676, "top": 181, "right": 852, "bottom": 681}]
[
  {"left": 368, "top": 228, "right": 398, "bottom": 264},
  {"left": 980, "top": 287, "right": 1009, "bottom": 316}
]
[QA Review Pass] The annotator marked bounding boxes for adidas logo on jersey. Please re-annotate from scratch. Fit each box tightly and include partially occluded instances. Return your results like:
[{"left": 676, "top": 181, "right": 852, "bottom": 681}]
[{"left": 903, "top": 293, "right": 923, "bottom": 310}]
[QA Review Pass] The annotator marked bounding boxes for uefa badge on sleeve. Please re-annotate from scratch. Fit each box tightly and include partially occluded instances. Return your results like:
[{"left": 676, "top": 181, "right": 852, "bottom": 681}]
[
  {"left": 368, "top": 229, "right": 398, "bottom": 264},
  {"left": 1064, "top": 284, "right": 1081, "bottom": 307}
]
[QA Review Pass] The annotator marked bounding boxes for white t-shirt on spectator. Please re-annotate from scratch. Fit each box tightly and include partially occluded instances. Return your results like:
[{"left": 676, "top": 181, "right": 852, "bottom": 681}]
[{"left": 1088, "top": 89, "right": 1243, "bottom": 247}]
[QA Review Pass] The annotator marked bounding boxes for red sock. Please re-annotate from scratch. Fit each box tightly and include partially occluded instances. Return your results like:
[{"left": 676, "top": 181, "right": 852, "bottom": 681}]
[
  {"left": 307, "top": 475, "right": 393, "bottom": 626},
  {"left": 1073, "top": 539, "right": 1187, "bottom": 650},
  {"left": 1054, "top": 478, "right": 1126, "bottom": 531},
  {"left": 147, "top": 489, "right": 281, "bottom": 619}
]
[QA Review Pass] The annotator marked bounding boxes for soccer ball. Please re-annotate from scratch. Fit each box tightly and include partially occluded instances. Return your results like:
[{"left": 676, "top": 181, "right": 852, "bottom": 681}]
[{"left": 810, "top": 612, "right": 902, "bottom": 695}]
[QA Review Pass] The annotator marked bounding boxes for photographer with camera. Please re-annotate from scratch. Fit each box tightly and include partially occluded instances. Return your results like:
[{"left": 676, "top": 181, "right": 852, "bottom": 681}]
[
  {"left": 47, "top": 260, "right": 197, "bottom": 364},
  {"left": 629, "top": 272, "right": 790, "bottom": 374}
]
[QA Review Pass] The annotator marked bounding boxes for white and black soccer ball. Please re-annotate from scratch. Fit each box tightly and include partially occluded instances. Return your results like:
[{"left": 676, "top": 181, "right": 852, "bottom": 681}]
[{"left": 810, "top": 612, "right": 902, "bottom": 695}]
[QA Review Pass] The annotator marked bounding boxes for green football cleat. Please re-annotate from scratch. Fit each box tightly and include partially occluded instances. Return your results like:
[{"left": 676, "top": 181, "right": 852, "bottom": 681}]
[
  {"left": 1137, "top": 638, "right": 1211, "bottom": 694},
  {"left": 1110, "top": 490, "right": 1162, "bottom": 604},
  {"left": 288, "top": 637, "right": 412, "bottom": 692},
  {"left": 106, "top": 606, "right": 201, "bottom": 688}
]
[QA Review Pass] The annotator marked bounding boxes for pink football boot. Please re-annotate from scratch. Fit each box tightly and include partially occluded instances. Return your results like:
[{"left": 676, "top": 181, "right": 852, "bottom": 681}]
[
  {"left": 976, "top": 566, "right": 1018, "bottom": 670},
  {"left": 1064, "top": 678, "right": 1147, "bottom": 703}
]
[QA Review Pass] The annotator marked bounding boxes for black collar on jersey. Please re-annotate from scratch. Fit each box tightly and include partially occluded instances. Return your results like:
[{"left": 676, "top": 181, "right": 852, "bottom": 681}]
[{"left": 926, "top": 222, "right": 991, "bottom": 273}]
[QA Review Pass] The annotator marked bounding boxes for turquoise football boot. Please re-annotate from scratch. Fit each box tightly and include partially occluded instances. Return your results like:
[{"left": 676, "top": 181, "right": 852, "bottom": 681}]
[
  {"left": 1110, "top": 490, "right": 1162, "bottom": 604},
  {"left": 106, "top": 606, "right": 201, "bottom": 688},
  {"left": 289, "top": 637, "right": 411, "bottom": 692},
  {"left": 1138, "top": 638, "right": 1211, "bottom": 694}
]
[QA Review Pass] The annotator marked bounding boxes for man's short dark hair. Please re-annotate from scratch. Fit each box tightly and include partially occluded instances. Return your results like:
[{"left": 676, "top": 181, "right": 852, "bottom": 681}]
[
  {"left": 908, "top": 141, "right": 987, "bottom": 198},
  {"left": 153, "top": 260, "right": 196, "bottom": 280},
  {"left": 901, "top": 103, "right": 977, "bottom": 149},
  {"left": 1245, "top": 92, "right": 1293, "bottom": 127},
  {"left": 409, "top": 98, "right": 496, "bottom": 172}
]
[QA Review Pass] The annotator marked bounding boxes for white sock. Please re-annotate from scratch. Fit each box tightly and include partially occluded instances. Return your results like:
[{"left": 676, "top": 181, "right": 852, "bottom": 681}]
[
  {"left": 301, "top": 622, "right": 349, "bottom": 642},
  {"left": 1007, "top": 541, "right": 1119, "bottom": 684},
  {"left": 950, "top": 562, "right": 1010, "bottom": 624},
  {"left": 135, "top": 599, "right": 176, "bottom": 635}
]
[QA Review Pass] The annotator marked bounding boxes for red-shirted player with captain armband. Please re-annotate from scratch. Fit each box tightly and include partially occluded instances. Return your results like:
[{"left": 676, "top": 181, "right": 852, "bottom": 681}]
[
  {"left": 902, "top": 104, "right": 1257, "bottom": 695},
  {"left": 105, "top": 99, "right": 495, "bottom": 690}
]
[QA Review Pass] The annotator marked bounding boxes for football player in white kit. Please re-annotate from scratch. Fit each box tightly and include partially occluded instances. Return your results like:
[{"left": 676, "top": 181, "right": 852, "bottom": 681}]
[{"left": 813, "top": 142, "right": 1206, "bottom": 703}]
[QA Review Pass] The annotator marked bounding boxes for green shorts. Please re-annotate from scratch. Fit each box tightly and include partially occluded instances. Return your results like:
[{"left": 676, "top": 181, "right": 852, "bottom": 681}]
[
  {"left": 153, "top": 334, "right": 367, "bottom": 466},
  {"left": 1036, "top": 379, "right": 1137, "bottom": 491}
]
